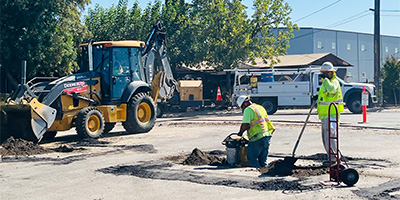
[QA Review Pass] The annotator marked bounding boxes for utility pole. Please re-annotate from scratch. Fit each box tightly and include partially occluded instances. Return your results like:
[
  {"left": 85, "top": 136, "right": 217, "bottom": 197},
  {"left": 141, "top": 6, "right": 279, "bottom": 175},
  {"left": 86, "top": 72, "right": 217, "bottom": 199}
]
[{"left": 372, "top": 0, "right": 382, "bottom": 106}]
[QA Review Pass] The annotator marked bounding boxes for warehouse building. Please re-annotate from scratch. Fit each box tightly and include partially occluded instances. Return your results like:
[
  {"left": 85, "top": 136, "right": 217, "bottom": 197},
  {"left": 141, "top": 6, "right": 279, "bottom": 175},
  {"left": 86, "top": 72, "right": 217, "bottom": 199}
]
[{"left": 284, "top": 28, "right": 400, "bottom": 83}]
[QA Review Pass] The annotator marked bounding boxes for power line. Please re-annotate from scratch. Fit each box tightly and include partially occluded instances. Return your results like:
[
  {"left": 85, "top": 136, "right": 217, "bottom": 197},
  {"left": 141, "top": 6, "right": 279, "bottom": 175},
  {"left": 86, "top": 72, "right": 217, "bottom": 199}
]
[
  {"left": 381, "top": 14, "right": 400, "bottom": 17},
  {"left": 381, "top": 10, "right": 400, "bottom": 12},
  {"left": 290, "top": 10, "right": 372, "bottom": 41},
  {"left": 294, "top": 0, "right": 342, "bottom": 22},
  {"left": 326, "top": 11, "right": 372, "bottom": 28}
]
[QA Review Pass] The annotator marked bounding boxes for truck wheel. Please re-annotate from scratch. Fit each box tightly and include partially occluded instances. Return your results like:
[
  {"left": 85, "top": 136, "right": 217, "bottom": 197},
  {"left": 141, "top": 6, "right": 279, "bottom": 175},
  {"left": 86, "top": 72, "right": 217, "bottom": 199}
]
[
  {"left": 341, "top": 168, "right": 359, "bottom": 186},
  {"left": 347, "top": 97, "right": 362, "bottom": 114},
  {"left": 123, "top": 92, "right": 156, "bottom": 133},
  {"left": 262, "top": 99, "right": 278, "bottom": 115},
  {"left": 104, "top": 122, "right": 116, "bottom": 134},
  {"left": 76, "top": 107, "right": 105, "bottom": 139}
]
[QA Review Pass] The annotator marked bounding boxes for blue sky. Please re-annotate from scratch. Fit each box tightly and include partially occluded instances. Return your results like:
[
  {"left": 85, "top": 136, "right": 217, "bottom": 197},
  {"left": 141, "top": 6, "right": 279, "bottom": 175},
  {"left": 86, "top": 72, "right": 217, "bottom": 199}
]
[{"left": 86, "top": 0, "right": 400, "bottom": 36}]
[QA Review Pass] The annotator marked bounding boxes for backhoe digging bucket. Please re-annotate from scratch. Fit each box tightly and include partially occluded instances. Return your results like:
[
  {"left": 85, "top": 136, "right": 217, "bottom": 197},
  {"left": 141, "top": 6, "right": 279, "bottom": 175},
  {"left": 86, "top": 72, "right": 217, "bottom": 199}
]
[{"left": 0, "top": 98, "right": 56, "bottom": 143}]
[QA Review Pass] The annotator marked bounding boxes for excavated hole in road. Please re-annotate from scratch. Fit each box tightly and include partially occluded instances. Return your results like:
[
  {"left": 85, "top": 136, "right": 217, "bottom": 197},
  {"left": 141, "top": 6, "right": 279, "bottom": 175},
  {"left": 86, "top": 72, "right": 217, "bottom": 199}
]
[
  {"left": 163, "top": 148, "right": 329, "bottom": 177},
  {"left": 98, "top": 160, "right": 325, "bottom": 192}
]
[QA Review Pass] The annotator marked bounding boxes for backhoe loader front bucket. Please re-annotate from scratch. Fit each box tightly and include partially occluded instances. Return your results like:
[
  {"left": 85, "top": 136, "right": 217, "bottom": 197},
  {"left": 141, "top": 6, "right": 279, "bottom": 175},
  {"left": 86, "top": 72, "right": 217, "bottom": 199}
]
[{"left": 0, "top": 98, "right": 57, "bottom": 143}]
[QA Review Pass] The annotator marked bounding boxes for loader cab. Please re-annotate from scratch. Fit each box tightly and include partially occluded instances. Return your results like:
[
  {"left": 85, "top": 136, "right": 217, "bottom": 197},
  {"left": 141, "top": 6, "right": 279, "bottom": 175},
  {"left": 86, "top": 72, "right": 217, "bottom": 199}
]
[{"left": 79, "top": 41, "right": 146, "bottom": 103}]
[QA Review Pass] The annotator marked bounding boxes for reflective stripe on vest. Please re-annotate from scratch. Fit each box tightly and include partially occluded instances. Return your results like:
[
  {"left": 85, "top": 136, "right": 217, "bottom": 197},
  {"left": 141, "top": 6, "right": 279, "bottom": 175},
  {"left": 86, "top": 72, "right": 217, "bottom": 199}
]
[
  {"left": 318, "top": 99, "right": 344, "bottom": 105},
  {"left": 248, "top": 105, "right": 269, "bottom": 132}
]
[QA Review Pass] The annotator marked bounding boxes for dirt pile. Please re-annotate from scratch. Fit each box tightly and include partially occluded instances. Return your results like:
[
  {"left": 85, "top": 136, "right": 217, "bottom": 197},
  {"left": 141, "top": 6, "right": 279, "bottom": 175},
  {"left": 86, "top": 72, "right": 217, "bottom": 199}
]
[
  {"left": 259, "top": 159, "right": 328, "bottom": 177},
  {"left": 183, "top": 148, "right": 226, "bottom": 166},
  {"left": 0, "top": 137, "right": 52, "bottom": 156}
]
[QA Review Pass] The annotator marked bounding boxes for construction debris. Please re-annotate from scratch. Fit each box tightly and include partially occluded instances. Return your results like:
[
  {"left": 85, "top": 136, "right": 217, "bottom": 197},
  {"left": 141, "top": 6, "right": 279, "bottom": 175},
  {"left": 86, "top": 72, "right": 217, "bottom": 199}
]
[{"left": 0, "top": 137, "right": 52, "bottom": 156}]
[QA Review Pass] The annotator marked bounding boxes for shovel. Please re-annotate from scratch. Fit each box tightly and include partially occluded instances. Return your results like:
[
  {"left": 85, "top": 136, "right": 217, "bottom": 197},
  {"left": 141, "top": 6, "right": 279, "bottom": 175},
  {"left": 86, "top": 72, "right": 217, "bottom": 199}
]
[{"left": 283, "top": 100, "right": 317, "bottom": 166}]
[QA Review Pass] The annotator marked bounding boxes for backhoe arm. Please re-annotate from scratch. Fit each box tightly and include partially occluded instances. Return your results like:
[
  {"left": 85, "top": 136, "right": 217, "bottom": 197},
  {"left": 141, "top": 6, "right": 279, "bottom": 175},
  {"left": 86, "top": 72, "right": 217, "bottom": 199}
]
[{"left": 142, "top": 21, "right": 178, "bottom": 102}]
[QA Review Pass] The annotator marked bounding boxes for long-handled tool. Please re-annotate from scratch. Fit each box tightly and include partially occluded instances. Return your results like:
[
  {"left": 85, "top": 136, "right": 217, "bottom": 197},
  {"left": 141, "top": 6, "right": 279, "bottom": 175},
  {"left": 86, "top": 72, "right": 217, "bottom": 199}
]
[{"left": 283, "top": 100, "right": 317, "bottom": 166}]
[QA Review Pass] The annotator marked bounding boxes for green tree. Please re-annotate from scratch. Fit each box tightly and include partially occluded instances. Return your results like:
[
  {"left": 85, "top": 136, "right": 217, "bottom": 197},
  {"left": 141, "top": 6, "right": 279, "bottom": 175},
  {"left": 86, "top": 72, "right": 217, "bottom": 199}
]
[
  {"left": 83, "top": 0, "right": 296, "bottom": 72},
  {"left": 85, "top": 0, "right": 163, "bottom": 42},
  {"left": 161, "top": 0, "right": 191, "bottom": 70},
  {"left": 248, "top": 0, "right": 297, "bottom": 66},
  {"left": 382, "top": 55, "right": 400, "bottom": 105},
  {"left": 187, "top": 0, "right": 296, "bottom": 70},
  {"left": 1, "top": 0, "right": 90, "bottom": 87},
  {"left": 188, "top": 0, "right": 251, "bottom": 70}
]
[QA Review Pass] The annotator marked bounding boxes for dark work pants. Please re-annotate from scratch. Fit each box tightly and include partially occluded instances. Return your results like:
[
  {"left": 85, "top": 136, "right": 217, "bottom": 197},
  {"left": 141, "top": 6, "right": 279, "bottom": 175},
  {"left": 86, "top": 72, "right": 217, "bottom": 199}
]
[{"left": 246, "top": 136, "right": 271, "bottom": 168}]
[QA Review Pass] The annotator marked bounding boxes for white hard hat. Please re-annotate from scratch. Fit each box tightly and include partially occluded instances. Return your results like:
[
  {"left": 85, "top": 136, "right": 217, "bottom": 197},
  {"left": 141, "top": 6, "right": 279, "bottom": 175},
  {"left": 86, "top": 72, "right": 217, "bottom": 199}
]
[
  {"left": 321, "top": 62, "right": 336, "bottom": 72},
  {"left": 236, "top": 95, "right": 250, "bottom": 107}
]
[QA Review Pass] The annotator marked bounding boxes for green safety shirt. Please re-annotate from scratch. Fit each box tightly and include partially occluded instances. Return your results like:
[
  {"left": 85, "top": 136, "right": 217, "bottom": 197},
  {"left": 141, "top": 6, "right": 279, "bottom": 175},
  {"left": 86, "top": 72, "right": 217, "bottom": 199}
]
[
  {"left": 317, "top": 72, "right": 344, "bottom": 119},
  {"left": 242, "top": 104, "right": 275, "bottom": 142}
]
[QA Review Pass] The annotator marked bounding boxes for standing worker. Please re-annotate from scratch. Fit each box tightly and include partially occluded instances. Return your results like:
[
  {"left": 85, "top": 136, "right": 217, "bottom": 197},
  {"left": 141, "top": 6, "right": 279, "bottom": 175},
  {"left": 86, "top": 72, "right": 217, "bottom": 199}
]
[
  {"left": 236, "top": 95, "right": 275, "bottom": 168},
  {"left": 317, "top": 62, "right": 344, "bottom": 165}
]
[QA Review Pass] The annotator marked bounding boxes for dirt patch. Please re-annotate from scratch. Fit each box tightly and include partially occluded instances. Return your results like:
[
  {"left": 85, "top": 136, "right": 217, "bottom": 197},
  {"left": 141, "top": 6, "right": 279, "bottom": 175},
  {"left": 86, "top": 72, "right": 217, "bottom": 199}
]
[
  {"left": 52, "top": 144, "right": 85, "bottom": 153},
  {"left": 0, "top": 137, "right": 52, "bottom": 156},
  {"left": 116, "top": 144, "right": 157, "bottom": 153},
  {"left": 254, "top": 179, "right": 321, "bottom": 191},
  {"left": 353, "top": 179, "right": 400, "bottom": 200},
  {"left": 259, "top": 159, "right": 296, "bottom": 176},
  {"left": 182, "top": 148, "right": 227, "bottom": 166},
  {"left": 75, "top": 138, "right": 110, "bottom": 147},
  {"left": 292, "top": 165, "right": 329, "bottom": 177},
  {"left": 260, "top": 159, "right": 328, "bottom": 177}
]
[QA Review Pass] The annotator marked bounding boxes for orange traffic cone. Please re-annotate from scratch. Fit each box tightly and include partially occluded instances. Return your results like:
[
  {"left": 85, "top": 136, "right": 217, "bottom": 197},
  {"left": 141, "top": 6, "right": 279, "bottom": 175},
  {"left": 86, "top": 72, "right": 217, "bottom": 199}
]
[{"left": 216, "top": 86, "right": 222, "bottom": 101}]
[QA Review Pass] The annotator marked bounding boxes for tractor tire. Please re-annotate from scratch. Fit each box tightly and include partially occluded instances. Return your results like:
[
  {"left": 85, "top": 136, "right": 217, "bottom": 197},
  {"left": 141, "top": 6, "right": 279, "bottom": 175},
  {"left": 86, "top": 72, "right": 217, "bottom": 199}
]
[
  {"left": 347, "top": 97, "right": 362, "bottom": 114},
  {"left": 261, "top": 99, "right": 278, "bottom": 115},
  {"left": 104, "top": 122, "right": 116, "bottom": 134},
  {"left": 76, "top": 107, "right": 105, "bottom": 139},
  {"left": 156, "top": 104, "right": 164, "bottom": 118},
  {"left": 122, "top": 92, "right": 156, "bottom": 134},
  {"left": 341, "top": 168, "right": 359, "bottom": 186}
]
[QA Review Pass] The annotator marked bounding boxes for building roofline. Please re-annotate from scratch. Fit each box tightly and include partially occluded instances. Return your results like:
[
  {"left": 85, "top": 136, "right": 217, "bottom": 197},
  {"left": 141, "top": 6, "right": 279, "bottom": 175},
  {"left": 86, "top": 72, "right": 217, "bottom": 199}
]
[{"left": 278, "top": 27, "right": 400, "bottom": 38}]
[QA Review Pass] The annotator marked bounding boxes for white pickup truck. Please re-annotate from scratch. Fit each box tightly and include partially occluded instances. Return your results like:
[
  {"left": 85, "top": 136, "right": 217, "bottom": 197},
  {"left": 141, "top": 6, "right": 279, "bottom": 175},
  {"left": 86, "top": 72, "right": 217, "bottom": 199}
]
[{"left": 230, "top": 68, "right": 378, "bottom": 114}]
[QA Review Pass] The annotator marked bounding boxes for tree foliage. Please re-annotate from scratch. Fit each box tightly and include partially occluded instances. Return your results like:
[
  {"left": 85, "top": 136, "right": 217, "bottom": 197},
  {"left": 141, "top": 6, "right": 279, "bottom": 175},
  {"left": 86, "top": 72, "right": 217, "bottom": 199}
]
[
  {"left": 0, "top": 0, "right": 90, "bottom": 83},
  {"left": 84, "top": 0, "right": 296, "bottom": 71},
  {"left": 382, "top": 55, "right": 400, "bottom": 105},
  {"left": 1, "top": 0, "right": 296, "bottom": 91}
]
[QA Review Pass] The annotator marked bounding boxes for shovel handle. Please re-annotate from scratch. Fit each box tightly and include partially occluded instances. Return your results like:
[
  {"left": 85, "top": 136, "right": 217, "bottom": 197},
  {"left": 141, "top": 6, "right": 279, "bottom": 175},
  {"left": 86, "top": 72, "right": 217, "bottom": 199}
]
[{"left": 291, "top": 100, "right": 316, "bottom": 157}]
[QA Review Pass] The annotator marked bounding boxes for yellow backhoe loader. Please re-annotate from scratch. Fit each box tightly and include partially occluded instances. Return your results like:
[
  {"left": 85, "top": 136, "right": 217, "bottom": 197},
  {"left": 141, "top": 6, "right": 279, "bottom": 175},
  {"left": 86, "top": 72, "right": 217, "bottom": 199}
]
[{"left": 0, "top": 22, "right": 178, "bottom": 143}]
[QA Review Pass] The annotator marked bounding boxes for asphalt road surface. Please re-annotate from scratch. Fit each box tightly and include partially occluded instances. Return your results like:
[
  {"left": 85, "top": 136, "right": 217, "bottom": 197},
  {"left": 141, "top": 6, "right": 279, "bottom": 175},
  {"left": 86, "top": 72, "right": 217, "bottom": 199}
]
[{"left": 1, "top": 107, "right": 399, "bottom": 200}]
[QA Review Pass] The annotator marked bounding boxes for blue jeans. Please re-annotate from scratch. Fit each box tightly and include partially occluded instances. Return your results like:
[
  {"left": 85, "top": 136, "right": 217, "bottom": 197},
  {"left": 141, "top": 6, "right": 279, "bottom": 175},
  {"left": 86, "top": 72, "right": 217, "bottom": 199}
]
[{"left": 247, "top": 136, "right": 271, "bottom": 168}]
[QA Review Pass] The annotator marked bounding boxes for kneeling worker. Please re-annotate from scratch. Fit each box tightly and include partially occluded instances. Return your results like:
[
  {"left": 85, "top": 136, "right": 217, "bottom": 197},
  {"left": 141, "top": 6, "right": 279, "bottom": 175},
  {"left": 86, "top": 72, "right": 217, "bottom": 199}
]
[{"left": 236, "top": 95, "right": 275, "bottom": 168}]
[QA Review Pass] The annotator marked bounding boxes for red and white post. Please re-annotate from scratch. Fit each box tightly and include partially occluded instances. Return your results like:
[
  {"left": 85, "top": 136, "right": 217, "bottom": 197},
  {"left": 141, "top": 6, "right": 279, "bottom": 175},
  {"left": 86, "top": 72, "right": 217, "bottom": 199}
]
[{"left": 361, "top": 86, "right": 369, "bottom": 123}]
